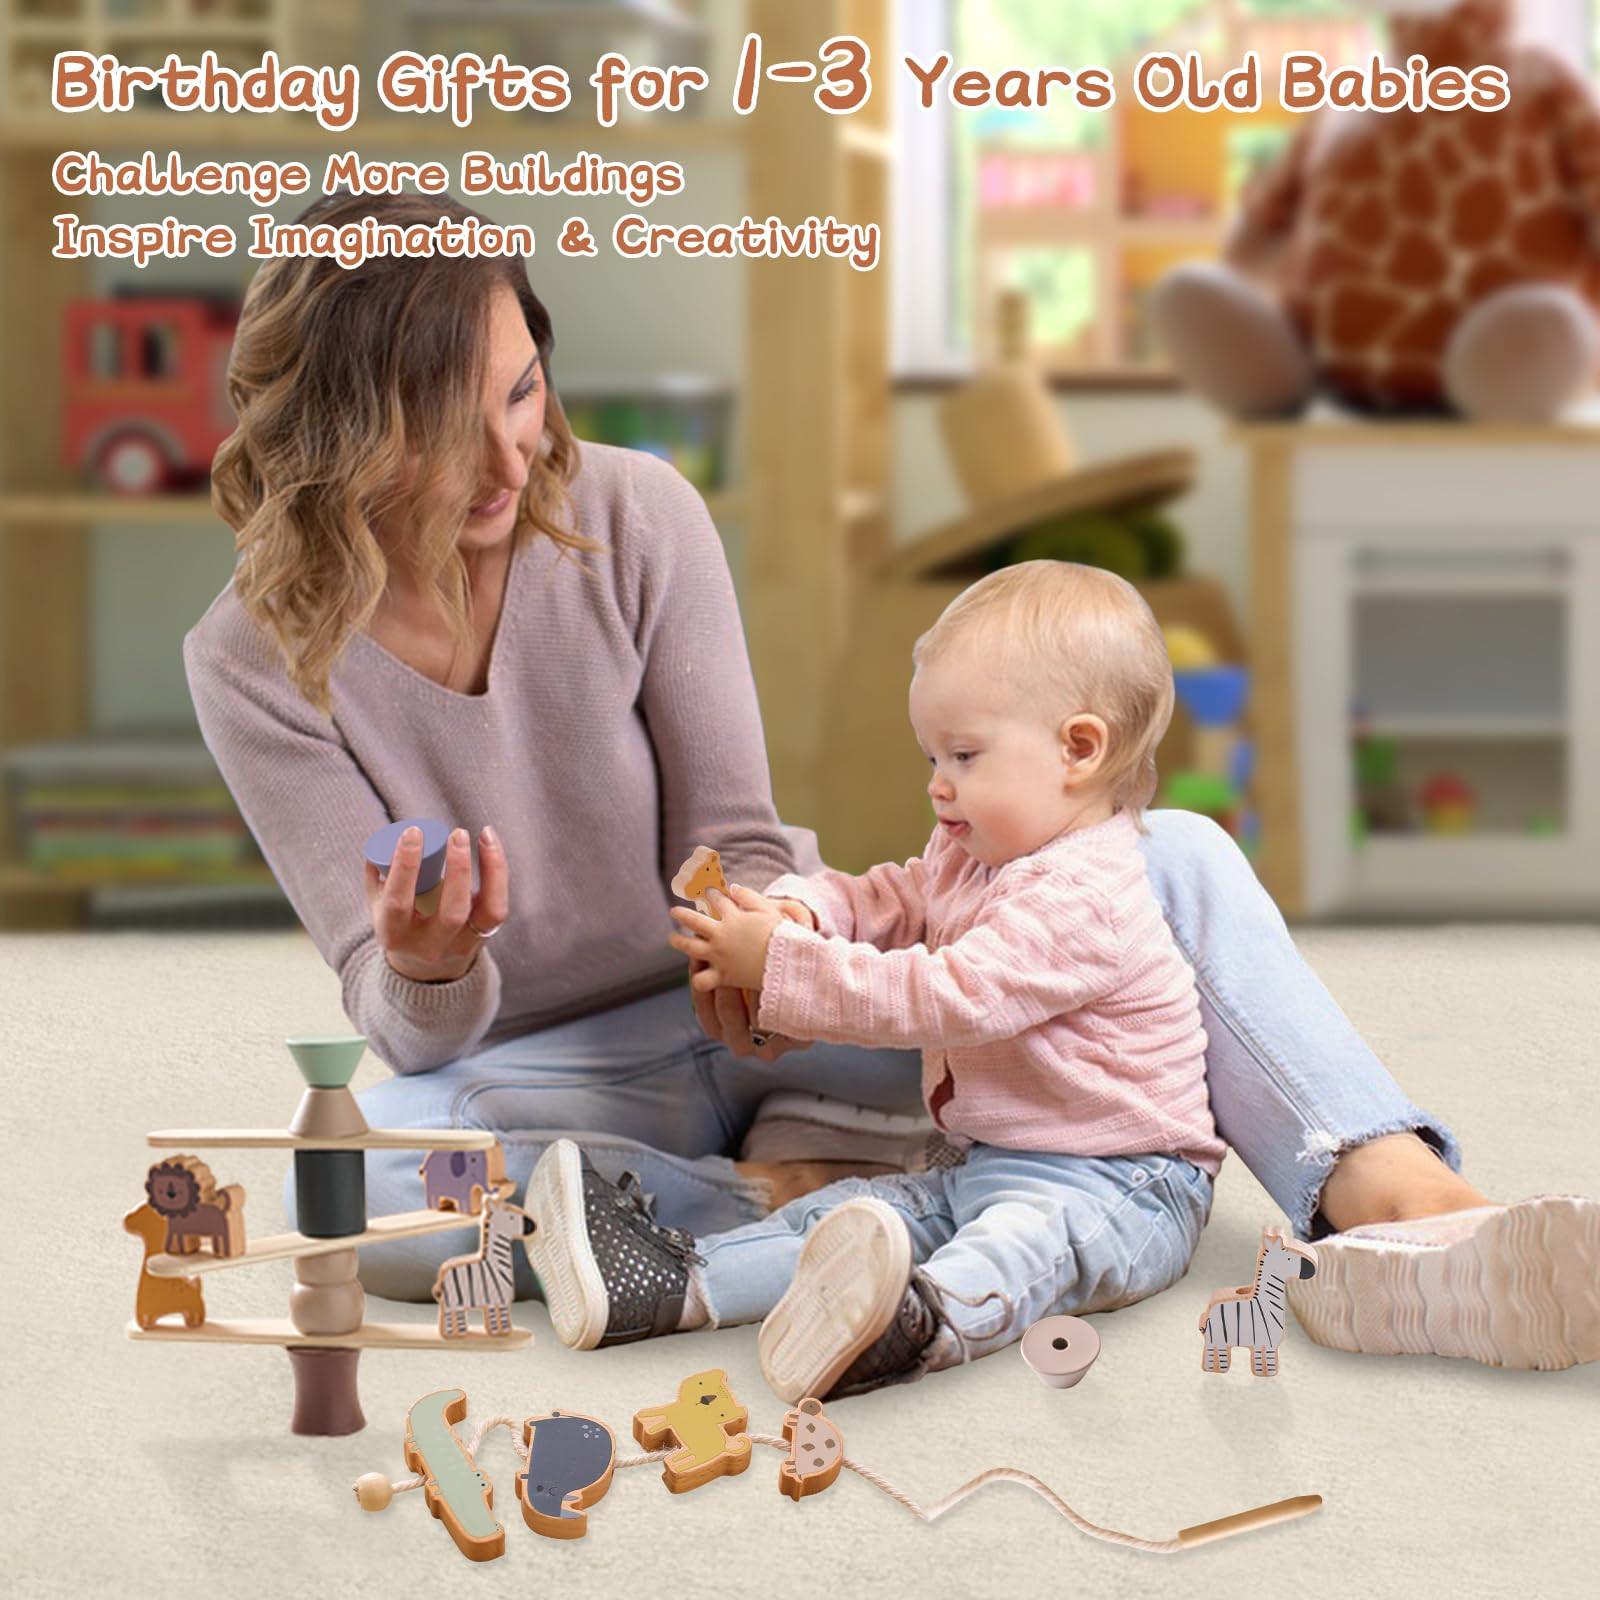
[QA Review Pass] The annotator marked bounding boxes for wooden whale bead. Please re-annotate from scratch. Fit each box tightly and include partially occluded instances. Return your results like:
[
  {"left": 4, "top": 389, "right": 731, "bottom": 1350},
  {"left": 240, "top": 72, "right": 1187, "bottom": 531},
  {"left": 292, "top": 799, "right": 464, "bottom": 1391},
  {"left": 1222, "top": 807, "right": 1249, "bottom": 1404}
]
[{"left": 518, "top": 1412, "right": 616, "bottom": 1539}]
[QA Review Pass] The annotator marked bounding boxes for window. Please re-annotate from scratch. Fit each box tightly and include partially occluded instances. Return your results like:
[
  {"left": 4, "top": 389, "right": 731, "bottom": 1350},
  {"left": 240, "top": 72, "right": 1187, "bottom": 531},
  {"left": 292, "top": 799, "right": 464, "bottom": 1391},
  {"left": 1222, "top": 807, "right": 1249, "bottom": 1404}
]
[{"left": 895, "top": 0, "right": 1594, "bottom": 380}]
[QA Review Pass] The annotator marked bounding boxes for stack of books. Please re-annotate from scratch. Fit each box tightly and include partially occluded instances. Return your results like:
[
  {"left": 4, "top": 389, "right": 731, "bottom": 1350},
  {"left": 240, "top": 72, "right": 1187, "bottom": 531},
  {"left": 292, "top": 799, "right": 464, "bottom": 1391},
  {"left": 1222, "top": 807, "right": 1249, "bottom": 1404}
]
[{"left": 5, "top": 736, "right": 263, "bottom": 884}]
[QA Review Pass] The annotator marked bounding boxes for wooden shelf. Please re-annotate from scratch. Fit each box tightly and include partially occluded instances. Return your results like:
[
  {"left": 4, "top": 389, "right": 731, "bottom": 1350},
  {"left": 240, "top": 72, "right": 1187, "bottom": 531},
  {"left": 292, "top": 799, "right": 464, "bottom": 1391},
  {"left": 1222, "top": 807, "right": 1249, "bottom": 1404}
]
[
  {"left": 1233, "top": 411, "right": 1600, "bottom": 448},
  {"left": 145, "top": 1207, "right": 486, "bottom": 1279},
  {"left": 147, "top": 1127, "right": 500, "bottom": 1151},
  {"left": 0, "top": 488, "right": 742, "bottom": 526},
  {"left": 404, "top": 0, "right": 709, "bottom": 39},
  {"left": 127, "top": 1317, "right": 532, "bottom": 1350},
  {"left": 13, "top": 19, "right": 276, "bottom": 42},
  {"left": 0, "top": 864, "right": 275, "bottom": 894},
  {"left": 0, "top": 493, "right": 222, "bottom": 525},
  {"left": 1359, "top": 715, "right": 1567, "bottom": 740}
]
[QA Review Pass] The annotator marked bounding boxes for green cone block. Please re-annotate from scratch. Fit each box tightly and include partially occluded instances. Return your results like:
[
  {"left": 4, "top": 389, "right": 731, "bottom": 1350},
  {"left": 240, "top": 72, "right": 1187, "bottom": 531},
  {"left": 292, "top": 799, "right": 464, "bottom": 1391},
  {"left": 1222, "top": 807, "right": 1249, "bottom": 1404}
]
[{"left": 286, "top": 1035, "right": 368, "bottom": 1089}]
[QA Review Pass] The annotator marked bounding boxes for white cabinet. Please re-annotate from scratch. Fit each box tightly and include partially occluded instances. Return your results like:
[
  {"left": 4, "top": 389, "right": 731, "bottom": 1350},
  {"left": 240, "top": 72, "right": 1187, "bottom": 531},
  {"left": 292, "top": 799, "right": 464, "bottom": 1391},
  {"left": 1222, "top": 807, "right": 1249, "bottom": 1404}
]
[{"left": 1246, "top": 424, "right": 1600, "bottom": 917}]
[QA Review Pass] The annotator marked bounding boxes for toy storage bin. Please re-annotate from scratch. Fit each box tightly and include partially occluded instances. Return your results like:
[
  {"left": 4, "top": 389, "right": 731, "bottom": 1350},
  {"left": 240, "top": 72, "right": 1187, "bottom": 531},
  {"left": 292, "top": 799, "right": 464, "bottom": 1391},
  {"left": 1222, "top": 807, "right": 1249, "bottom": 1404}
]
[{"left": 1245, "top": 419, "right": 1600, "bottom": 917}]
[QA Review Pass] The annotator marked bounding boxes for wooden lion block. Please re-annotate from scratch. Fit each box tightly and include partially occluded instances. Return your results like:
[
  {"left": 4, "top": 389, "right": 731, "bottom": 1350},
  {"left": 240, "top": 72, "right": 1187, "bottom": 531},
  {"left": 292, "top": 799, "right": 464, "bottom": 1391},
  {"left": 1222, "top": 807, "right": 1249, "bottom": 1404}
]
[
  {"left": 632, "top": 1368, "right": 752, "bottom": 1494},
  {"left": 145, "top": 1155, "right": 246, "bottom": 1257}
]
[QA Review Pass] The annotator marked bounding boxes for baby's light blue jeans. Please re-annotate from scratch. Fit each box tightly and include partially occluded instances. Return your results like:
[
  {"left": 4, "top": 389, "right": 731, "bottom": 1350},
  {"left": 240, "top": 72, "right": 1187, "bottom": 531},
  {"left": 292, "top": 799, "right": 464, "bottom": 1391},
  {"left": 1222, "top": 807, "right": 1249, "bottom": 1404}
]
[
  {"left": 694, "top": 1148, "right": 1216, "bottom": 1374},
  {"left": 325, "top": 811, "right": 1461, "bottom": 1306}
]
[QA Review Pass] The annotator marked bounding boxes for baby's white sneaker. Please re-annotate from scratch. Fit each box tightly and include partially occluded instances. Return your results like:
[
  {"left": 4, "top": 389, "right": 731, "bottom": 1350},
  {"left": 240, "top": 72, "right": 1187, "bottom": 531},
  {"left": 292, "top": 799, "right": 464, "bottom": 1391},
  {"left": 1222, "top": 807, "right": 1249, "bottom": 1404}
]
[
  {"left": 757, "top": 1197, "right": 937, "bottom": 1403},
  {"left": 1288, "top": 1195, "right": 1600, "bottom": 1370}
]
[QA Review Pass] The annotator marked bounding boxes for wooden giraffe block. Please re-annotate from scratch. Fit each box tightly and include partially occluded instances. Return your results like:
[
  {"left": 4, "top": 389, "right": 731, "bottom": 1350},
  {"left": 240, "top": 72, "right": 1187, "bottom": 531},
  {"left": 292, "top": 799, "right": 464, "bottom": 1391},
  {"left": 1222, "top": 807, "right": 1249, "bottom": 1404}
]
[
  {"left": 632, "top": 1369, "right": 752, "bottom": 1494},
  {"left": 778, "top": 1397, "right": 844, "bottom": 1502},
  {"left": 404, "top": 1389, "right": 502, "bottom": 1562},
  {"left": 671, "top": 845, "right": 772, "bottom": 1045},
  {"left": 123, "top": 1203, "right": 205, "bottom": 1330}
]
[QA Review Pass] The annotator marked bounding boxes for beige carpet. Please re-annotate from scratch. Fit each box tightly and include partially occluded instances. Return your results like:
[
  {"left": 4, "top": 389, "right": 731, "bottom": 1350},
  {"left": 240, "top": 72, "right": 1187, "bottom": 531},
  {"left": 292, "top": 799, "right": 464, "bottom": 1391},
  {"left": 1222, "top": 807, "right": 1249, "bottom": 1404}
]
[{"left": 7, "top": 925, "right": 1598, "bottom": 1599}]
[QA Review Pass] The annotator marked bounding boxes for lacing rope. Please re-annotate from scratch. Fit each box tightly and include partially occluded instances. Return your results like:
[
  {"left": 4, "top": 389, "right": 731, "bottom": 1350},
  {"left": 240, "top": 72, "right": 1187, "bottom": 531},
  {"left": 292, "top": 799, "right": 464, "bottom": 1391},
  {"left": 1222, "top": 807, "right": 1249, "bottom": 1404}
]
[{"left": 379, "top": 1421, "right": 1181, "bottom": 1553}]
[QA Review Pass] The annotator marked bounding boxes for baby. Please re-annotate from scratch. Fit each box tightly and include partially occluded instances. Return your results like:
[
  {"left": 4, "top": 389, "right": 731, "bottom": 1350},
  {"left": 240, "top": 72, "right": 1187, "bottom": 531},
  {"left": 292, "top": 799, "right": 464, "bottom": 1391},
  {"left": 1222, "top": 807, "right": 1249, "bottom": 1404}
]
[{"left": 525, "top": 562, "right": 1223, "bottom": 1398}]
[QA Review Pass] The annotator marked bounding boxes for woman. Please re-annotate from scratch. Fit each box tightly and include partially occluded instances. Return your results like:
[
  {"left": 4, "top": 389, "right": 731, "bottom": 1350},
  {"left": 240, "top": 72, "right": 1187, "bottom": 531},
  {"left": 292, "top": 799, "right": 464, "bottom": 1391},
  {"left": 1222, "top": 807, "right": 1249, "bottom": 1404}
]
[{"left": 186, "top": 192, "right": 1594, "bottom": 1370}]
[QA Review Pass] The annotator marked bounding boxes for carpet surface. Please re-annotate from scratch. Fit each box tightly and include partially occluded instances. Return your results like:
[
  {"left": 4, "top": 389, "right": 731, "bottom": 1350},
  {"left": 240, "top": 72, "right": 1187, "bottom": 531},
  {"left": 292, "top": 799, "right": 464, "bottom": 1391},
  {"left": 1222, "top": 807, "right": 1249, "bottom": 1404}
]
[{"left": 6, "top": 926, "right": 1597, "bottom": 1599}]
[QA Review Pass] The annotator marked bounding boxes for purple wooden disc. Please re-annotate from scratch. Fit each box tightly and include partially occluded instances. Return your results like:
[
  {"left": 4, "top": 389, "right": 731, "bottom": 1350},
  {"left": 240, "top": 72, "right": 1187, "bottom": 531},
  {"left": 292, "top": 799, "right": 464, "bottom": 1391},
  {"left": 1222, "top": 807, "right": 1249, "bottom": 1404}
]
[{"left": 363, "top": 818, "right": 452, "bottom": 895}]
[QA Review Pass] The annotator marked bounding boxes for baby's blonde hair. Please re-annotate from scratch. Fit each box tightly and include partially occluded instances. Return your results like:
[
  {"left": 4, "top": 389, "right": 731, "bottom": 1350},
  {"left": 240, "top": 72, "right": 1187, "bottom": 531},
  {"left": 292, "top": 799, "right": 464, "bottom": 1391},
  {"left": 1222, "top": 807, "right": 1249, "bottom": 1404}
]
[{"left": 911, "top": 561, "right": 1174, "bottom": 815}]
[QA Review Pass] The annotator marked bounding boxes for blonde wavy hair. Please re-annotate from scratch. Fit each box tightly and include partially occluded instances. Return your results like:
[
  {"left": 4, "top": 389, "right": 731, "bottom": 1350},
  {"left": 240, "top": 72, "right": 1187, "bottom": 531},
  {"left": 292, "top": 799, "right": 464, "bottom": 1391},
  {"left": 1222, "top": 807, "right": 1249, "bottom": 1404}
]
[
  {"left": 211, "top": 190, "right": 591, "bottom": 713},
  {"left": 912, "top": 561, "right": 1175, "bottom": 816}
]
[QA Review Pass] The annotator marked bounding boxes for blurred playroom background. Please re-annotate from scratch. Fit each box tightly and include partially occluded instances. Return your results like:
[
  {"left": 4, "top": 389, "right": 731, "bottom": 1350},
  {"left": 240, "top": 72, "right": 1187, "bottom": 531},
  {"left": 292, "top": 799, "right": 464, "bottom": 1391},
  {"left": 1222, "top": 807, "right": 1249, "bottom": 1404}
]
[{"left": 3, "top": 0, "right": 1599, "bottom": 933}]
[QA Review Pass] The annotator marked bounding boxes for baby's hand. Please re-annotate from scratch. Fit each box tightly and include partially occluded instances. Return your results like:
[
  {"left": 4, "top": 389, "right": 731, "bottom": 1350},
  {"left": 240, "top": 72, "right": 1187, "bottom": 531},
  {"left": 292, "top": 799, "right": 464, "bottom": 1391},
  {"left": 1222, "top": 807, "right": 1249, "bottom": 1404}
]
[{"left": 669, "top": 883, "right": 788, "bottom": 992}]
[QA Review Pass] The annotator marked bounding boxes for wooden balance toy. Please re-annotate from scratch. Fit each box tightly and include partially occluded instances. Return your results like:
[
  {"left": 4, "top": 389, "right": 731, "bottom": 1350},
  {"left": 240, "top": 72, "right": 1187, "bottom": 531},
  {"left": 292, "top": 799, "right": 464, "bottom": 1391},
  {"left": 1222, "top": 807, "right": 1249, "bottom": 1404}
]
[{"left": 126, "top": 1035, "right": 532, "bottom": 1436}]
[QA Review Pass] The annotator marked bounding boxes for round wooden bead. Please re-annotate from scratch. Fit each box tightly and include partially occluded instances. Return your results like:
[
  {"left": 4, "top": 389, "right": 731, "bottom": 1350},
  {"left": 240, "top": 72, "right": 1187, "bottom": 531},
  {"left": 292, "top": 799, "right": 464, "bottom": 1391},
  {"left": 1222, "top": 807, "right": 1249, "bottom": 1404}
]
[
  {"left": 354, "top": 1473, "right": 394, "bottom": 1512},
  {"left": 1020, "top": 1315, "right": 1101, "bottom": 1389}
]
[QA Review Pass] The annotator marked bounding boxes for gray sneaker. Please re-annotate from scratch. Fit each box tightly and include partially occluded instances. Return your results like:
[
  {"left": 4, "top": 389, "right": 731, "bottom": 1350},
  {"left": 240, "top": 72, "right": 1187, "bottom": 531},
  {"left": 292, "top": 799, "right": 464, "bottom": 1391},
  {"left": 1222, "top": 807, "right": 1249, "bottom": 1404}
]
[
  {"left": 758, "top": 1197, "right": 940, "bottom": 1402},
  {"left": 524, "top": 1139, "right": 704, "bottom": 1350}
]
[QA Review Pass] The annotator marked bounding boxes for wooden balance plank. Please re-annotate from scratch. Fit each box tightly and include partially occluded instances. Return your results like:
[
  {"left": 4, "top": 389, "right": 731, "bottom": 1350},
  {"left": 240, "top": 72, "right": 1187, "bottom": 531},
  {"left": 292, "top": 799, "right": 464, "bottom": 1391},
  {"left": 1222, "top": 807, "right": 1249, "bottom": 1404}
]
[
  {"left": 126, "top": 1318, "right": 532, "bottom": 1351},
  {"left": 145, "top": 1128, "right": 499, "bottom": 1151},
  {"left": 145, "top": 1207, "right": 482, "bottom": 1279}
]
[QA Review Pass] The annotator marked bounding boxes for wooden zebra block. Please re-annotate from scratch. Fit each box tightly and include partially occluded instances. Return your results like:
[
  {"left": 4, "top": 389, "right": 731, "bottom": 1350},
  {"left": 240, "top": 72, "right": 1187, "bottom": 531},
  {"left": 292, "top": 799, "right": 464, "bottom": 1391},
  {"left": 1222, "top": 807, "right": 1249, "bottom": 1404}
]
[
  {"left": 1198, "top": 1226, "right": 1319, "bottom": 1377},
  {"left": 632, "top": 1369, "right": 752, "bottom": 1494},
  {"left": 432, "top": 1199, "right": 535, "bottom": 1338}
]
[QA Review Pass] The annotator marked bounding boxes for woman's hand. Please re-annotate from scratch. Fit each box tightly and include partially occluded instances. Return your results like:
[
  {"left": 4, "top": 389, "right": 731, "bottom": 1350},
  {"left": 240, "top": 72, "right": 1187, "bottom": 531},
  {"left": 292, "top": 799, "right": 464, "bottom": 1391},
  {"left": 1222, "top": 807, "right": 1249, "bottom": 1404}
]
[{"left": 366, "top": 824, "right": 508, "bottom": 983}]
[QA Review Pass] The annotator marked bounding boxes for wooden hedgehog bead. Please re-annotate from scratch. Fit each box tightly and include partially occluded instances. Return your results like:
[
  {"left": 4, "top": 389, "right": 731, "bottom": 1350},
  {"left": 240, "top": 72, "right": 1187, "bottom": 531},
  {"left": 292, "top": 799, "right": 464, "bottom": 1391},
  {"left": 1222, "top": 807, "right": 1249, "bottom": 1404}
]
[{"left": 779, "top": 1397, "right": 844, "bottom": 1501}]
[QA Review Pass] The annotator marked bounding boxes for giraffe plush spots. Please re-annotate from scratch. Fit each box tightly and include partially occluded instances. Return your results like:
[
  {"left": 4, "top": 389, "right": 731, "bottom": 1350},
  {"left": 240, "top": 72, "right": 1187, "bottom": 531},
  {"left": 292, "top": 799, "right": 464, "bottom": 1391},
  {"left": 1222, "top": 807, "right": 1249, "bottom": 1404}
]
[
  {"left": 1157, "top": 0, "right": 1600, "bottom": 421},
  {"left": 1198, "top": 1226, "right": 1319, "bottom": 1377}
]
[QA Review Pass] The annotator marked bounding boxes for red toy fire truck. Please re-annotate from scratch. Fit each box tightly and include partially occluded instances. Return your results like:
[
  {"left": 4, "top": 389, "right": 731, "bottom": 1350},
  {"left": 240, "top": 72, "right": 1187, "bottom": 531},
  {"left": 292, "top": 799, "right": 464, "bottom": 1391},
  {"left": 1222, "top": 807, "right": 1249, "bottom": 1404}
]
[{"left": 62, "top": 294, "right": 240, "bottom": 495}]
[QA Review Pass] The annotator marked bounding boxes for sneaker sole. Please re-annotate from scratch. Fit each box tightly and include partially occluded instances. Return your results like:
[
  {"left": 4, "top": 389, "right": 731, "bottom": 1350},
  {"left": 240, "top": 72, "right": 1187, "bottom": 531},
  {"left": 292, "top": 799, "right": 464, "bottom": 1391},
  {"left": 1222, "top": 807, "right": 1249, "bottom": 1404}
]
[
  {"left": 758, "top": 1197, "right": 912, "bottom": 1403},
  {"left": 522, "top": 1140, "right": 609, "bottom": 1352},
  {"left": 1288, "top": 1195, "right": 1600, "bottom": 1370}
]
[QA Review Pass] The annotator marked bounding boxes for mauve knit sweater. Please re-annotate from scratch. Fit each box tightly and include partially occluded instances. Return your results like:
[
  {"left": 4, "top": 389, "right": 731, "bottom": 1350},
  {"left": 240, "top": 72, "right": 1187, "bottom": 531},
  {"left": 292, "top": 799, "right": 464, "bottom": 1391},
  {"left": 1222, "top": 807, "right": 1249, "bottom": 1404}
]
[{"left": 184, "top": 444, "right": 803, "bottom": 1074}]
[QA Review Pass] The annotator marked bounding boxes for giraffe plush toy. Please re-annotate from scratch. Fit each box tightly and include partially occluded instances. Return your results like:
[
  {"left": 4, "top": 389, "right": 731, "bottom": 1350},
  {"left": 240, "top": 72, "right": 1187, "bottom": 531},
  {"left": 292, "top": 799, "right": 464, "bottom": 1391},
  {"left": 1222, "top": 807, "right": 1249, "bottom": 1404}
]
[{"left": 1156, "top": 0, "right": 1600, "bottom": 421}]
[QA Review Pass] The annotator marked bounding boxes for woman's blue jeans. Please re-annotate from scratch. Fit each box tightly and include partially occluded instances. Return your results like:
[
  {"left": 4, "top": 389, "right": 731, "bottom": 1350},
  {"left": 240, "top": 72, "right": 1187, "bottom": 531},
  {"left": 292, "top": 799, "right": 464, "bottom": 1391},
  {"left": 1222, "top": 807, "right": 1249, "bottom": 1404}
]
[{"left": 307, "top": 810, "right": 1460, "bottom": 1302}]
